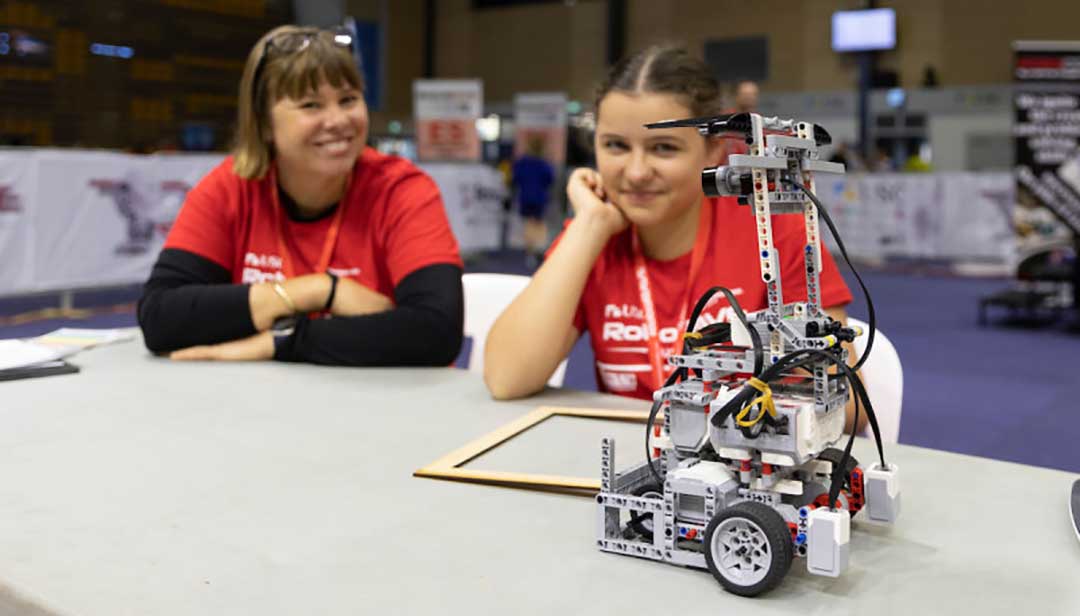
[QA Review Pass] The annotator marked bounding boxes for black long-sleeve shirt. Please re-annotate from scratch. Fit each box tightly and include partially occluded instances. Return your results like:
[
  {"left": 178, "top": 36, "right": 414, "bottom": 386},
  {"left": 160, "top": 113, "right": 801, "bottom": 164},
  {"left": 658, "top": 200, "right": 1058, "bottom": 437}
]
[{"left": 137, "top": 247, "right": 463, "bottom": 366}]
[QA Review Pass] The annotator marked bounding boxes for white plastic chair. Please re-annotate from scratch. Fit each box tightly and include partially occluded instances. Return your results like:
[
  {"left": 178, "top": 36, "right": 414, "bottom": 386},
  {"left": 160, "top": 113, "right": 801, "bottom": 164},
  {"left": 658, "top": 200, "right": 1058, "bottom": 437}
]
[
  {"left": 848, "top": 317, "right": 903, "bottom": 444},
  {"left": 461, "top": 273, "right": 568, "bottom": 387}
]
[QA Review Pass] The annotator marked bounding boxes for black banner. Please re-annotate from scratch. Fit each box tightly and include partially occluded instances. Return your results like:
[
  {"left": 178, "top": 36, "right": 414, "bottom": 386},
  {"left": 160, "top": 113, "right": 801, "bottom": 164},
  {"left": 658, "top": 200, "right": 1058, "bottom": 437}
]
[{"left": 1014, "top": 41, "right": 1080, "bottom": 234}]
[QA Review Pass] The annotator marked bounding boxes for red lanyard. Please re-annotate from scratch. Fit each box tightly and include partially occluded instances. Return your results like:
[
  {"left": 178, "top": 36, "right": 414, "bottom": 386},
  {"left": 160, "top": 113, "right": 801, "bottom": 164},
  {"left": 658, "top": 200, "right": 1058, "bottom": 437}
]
[
  {"left": 631, "top": 200, "right": 712, "bottom": 391},
  {"left": 270, "top": 165, "right": 349, "bottom": 279}
]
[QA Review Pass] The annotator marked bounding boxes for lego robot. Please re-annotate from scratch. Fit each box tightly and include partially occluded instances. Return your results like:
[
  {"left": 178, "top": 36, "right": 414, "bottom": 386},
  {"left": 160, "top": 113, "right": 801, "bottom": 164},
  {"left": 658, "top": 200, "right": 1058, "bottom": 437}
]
[{"left": 596, "top": 112, "right": 900, "bottom": 597}]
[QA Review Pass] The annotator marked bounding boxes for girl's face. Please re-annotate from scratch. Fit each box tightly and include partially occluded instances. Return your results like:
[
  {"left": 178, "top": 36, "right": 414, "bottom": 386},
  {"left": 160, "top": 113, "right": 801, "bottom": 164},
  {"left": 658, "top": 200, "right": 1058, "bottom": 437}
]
[
  {"left": 594, "top": 91, "right": 720, "bottom": 229},
  {"left": 270, "top": 79, "right": 367, "bottom": 181}
]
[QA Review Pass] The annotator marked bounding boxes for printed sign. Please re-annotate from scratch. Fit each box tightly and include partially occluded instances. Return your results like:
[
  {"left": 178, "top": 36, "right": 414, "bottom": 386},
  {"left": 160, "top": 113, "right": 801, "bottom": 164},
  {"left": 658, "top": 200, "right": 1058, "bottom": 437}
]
[
  {"left": 1013, "top": 41, "right": 1080, "bottom": 239},
  {"left": 513, "top": 92, "right": 567, "bottom": 168},
  {"left": 414, "top": 79, "right": 482, "bottom": 162}
]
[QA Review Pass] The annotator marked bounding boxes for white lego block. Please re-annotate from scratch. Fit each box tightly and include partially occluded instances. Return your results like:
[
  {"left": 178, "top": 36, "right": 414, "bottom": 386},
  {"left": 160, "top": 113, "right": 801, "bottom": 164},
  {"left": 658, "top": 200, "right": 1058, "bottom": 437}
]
[
  {"left": 669, "top": 460, "right": 735, "bottom": 487},
  {"left": 865, "top": 463, "right": 901, "bottom": 523},
  {"left": 650, "top": 435, "right": 672, "bottom": 450},
  {"left": 729, "top": 317, "right": 752, "bottom": 348},
  {"left": 806, "top": 507, "right": 850, "bottom": 577},
  {"left": 717, "top": 447, "right": 751, "bottom": 461},
  {"left": 761, "top": 452, "right": 796, "bottom": 467},
  {"left": 750, "top": 477, "right": 803, "bottom": 496}
]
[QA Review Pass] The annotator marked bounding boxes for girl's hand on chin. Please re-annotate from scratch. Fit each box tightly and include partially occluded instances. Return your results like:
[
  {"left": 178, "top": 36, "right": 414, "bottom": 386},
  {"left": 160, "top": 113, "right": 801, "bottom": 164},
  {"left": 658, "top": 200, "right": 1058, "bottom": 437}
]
[{"left": 566, "top": 168, "right": 629, "bottom": 238}]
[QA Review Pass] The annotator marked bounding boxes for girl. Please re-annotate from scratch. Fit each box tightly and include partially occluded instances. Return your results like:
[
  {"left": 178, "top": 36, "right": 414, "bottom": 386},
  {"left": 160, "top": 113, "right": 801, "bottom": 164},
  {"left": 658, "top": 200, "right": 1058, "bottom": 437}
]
[{"left": 484, "top": 45, "right": 862, "bottom": 431}]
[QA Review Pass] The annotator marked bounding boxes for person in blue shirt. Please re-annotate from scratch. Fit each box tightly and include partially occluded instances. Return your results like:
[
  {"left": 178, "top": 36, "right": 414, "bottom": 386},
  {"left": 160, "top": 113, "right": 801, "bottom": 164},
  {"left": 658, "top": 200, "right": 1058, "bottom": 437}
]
[{"left": 511, "top": 137, "right": 556, "bottom": 266}]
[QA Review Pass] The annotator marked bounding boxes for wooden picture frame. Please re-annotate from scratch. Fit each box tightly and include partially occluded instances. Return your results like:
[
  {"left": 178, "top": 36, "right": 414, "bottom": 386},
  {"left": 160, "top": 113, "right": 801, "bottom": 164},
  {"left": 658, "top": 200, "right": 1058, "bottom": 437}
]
[{"left": 413, "top": 406, "right": 652, "bottom": 493}]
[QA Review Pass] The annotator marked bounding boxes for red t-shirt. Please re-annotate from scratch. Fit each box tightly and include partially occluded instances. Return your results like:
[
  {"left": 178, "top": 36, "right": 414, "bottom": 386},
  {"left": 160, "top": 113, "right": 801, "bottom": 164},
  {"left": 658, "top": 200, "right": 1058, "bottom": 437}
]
[
  {"left": 165, "top": 148, "right": 462, "bottom": 298},
  {"left": 553, "top": 196, "right": 853, "bottom": 400}
]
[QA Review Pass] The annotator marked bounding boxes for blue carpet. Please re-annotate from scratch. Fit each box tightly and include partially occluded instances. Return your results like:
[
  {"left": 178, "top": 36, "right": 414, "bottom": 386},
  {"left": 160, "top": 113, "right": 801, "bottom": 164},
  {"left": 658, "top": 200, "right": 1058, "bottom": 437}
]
[
  {"left": 843, "top": 271, "right": 1080, "bottom": 473},
  {"left": 3, "top": 258, "right": 1078, "bottom": 472}
]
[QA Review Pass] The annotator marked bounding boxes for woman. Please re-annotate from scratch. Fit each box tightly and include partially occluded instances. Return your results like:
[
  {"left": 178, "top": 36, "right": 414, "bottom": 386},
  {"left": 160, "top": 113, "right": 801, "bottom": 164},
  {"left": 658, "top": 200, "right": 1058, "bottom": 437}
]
[
  {"left": 484, "top": 46, "right": 863, "bottom": 431},
  {"left": 138, "top": 25, "right": 463, "bottom": 365}
]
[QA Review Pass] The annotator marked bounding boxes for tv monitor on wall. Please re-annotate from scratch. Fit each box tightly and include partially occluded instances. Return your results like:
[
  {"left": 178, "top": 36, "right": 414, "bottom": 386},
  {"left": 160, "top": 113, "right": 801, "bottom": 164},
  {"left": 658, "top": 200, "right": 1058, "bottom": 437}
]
[{"left": 831, "top": 8, "right": 896, "bottom": 52}]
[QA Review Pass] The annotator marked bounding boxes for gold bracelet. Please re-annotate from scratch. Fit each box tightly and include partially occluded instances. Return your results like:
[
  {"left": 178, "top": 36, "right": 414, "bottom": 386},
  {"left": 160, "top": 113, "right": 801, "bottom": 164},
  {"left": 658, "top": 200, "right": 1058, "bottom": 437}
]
[{"left": 272, "top": 282, "right": 298, "bottom": 313}]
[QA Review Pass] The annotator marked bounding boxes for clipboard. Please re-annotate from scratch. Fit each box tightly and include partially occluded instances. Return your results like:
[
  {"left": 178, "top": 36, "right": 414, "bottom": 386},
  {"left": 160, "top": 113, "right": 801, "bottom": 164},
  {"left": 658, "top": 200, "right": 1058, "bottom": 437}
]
[{"left": 0, "top": 360, "right": 80, "bottom": 382}]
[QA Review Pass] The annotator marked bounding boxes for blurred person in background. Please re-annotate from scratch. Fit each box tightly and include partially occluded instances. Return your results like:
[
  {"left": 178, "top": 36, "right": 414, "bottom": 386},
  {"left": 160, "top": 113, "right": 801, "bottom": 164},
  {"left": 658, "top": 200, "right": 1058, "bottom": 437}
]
[
  {"left": 512, "top": 136, "right": 556, "bottom": 268},
  {"left": 716, "top": 79, "right": 758, "bottom": 165},
  {"left": 828, "top": 142, "right": 863, "bottom": 171},
  {"left": 483, "top": 45, "right": 863, "bottom": 432},
  {"left": 137, "top": 25, "right": 463, "bottom": 365},
  {"left": 733, "top": 79, "right": 759, "bottom": 113},
  {"left": 870, "top": 144, "right": 897, "bottom": 172}
]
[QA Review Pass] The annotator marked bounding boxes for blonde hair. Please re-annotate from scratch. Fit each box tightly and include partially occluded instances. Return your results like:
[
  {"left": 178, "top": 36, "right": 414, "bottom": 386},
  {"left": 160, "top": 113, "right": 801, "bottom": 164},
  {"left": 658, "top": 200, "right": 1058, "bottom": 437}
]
[{"left": 232, "top": 25, "right": 364, "bottom": 179}]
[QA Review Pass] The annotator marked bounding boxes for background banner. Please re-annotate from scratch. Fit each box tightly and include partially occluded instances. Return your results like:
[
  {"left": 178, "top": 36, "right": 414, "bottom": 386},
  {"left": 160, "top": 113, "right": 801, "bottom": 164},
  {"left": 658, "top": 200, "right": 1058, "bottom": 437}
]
[
  {"left": 413, "top": 79, "right": 483, "bottom": 162},
  {"left": 1012, "top": 40, "right": 1080, "bottom": 246},
  {"left": 0, "top": 150, "right": 219, "bottom": 296},
  {"left": 0, "top": 150, "right": 35, "bottom": 295},
  {"left": 818, "top": 172, "right": 1015, "bottom": 267},
  {"left": 419, "top": 162, "right": 506, "bottom": 254},
  {"left": 0, "top": 148, "right": 1020, "bottom": 297},
  {"left": 513, "top": 92, "right": 567, "bottom": 168}
]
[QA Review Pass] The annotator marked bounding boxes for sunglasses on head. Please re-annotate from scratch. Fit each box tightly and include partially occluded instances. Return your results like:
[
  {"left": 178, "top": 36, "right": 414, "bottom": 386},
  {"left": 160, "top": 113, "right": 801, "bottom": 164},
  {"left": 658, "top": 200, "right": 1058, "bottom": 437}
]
[{"left": 251, "top": 27, "right": 355, "bottom": 109}]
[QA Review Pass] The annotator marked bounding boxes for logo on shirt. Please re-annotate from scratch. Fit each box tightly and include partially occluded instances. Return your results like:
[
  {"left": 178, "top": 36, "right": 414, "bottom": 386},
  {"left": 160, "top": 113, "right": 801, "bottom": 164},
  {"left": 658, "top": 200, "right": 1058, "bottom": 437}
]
[
  {"left": 242, "top": 252, "right": 285, "bottom": 283},
  {"left": 89, "top": 176, "right": 191, "bottom": 255},
  {"left": 240, "top": 253, "right": 363, "bottom": 282},
  {"left": 599, "top": 288, "right": 745, "bottom": 345},
  {"left": 603, "top": 303, "right": 645, "bottom": 320},
  {"left": 600, "top": 369, "right": 638, "bottom": 392},
  {"left": 328, "top": 266, "right": 362, "bottom": 277}
]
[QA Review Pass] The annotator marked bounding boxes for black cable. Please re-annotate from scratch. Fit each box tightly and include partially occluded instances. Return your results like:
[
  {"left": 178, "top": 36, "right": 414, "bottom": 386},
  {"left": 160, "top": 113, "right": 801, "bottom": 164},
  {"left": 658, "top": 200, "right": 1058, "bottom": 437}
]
[
  {"left": 827, "top": 375, "right": 861, "bottom": 510},
  {"left": 791, "top": 180, "right": 876, "bottom": 372},
  {"left": 644, "top": 369, "right": 680, "bottom": 485},
  {"left": 641, "top": 182, "right": 884, "bottom": 511},
  {"left": 643, "top": 285, "right": 767, "bottom": 485},
  {"left": 684, "top": 286, "right": 764, "bottom": 376},
  {"left": 709, "top": 343, "right": 887, "bottom": 486}
]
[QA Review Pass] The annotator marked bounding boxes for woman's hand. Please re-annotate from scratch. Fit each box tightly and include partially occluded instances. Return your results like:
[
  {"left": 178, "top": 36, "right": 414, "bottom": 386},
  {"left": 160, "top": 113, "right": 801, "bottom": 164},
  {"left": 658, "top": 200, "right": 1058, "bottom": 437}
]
[
  {"left": 169, "top": 331, "right": 274, "bottom": 361},
  {"left": 330, "top": 277, "right": 394, "bottom": 317},
  {"left": 566, "top": 168, "right": 629, "bottom": 238}
]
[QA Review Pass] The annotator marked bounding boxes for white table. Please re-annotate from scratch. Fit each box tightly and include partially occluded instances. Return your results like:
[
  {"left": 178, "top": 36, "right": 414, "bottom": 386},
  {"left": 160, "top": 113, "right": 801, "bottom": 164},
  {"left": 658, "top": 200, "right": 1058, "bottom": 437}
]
[{"left": 2, "top": 339, "right": 1078, "bottom": 615}]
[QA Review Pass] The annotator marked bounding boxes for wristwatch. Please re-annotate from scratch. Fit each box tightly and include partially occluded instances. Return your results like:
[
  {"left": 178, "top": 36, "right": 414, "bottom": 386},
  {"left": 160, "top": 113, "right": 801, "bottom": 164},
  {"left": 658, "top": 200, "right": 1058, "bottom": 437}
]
[{"left": 270, "top": 316, "right": 298, "bottom": 357}]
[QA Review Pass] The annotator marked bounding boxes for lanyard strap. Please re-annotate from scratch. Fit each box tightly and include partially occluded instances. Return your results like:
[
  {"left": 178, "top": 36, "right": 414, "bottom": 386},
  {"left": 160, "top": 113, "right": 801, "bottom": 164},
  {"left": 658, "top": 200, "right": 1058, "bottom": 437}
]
[
  {"left": 270, "top": 166, "right": 349, "bottom": 279},
  {"left": 631, "top": 200, "right": 712, "bottom": 391}
]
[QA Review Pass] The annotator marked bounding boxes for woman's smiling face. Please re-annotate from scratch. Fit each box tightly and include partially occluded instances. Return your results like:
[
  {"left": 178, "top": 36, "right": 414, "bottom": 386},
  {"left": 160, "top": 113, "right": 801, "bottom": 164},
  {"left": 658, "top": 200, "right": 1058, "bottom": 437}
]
[
  {"left": 270, "top": 79, "right": 368, "bottom": 181},
  {"left": 594, "top": 91, "right": 719, "bottom": 229}
]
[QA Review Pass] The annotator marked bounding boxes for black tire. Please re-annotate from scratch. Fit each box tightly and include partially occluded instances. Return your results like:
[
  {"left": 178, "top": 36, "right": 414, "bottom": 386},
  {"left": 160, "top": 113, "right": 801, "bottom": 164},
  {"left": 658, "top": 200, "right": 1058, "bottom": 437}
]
[
  {"left": 628, "top": 482, "right": 664, "bottom": 540},
  {"left": 817, "top": 448, "right": 860, "bottom": 517},
  {"left": 818, "top": 448, "right": 859, "bottom": 484},
  {"left": 704, "top": 501, "right": 793, "bottom": 597}
]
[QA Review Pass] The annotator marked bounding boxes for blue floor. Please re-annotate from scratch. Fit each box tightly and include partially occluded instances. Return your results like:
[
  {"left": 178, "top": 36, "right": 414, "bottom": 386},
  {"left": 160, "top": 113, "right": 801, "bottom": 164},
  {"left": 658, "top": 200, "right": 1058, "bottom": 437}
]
[{"left": 3, "top": 257, "right": 1078, "bottom": 473}]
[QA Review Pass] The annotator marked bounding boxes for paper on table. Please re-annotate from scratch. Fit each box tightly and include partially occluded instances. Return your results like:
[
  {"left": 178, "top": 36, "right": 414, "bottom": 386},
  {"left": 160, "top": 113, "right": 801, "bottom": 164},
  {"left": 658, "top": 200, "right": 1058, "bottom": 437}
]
[
  {"left": 33, "top": 328, "right": 136, "bottom": 350},
  {"left": 0, "top": 339, "right": 69, "bottom": 371}
]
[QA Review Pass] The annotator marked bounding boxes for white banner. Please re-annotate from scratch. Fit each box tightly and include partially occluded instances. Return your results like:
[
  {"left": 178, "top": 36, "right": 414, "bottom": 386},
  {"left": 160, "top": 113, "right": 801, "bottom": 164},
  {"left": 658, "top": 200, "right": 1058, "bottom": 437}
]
[
  {"left": 0, "top": 150, "right": 35, "bottom": 295},
  {"left": 938, "top": 172, "right": 1015, "bottom": 264},
  {"left": 0, "top": 148, "right": 1019, "bottom": 296},
  {"left": 0, "top": 150, "right": 221, "bottom": 296},
  {"left": 861, "top": 174, "right": 943, "bottom": 259},
  {"left": 420, "top": 162, "right": 506, "bottom": 254},
  {"left": 817, "top": 172, "right": 1014, "bottom": 265}
]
